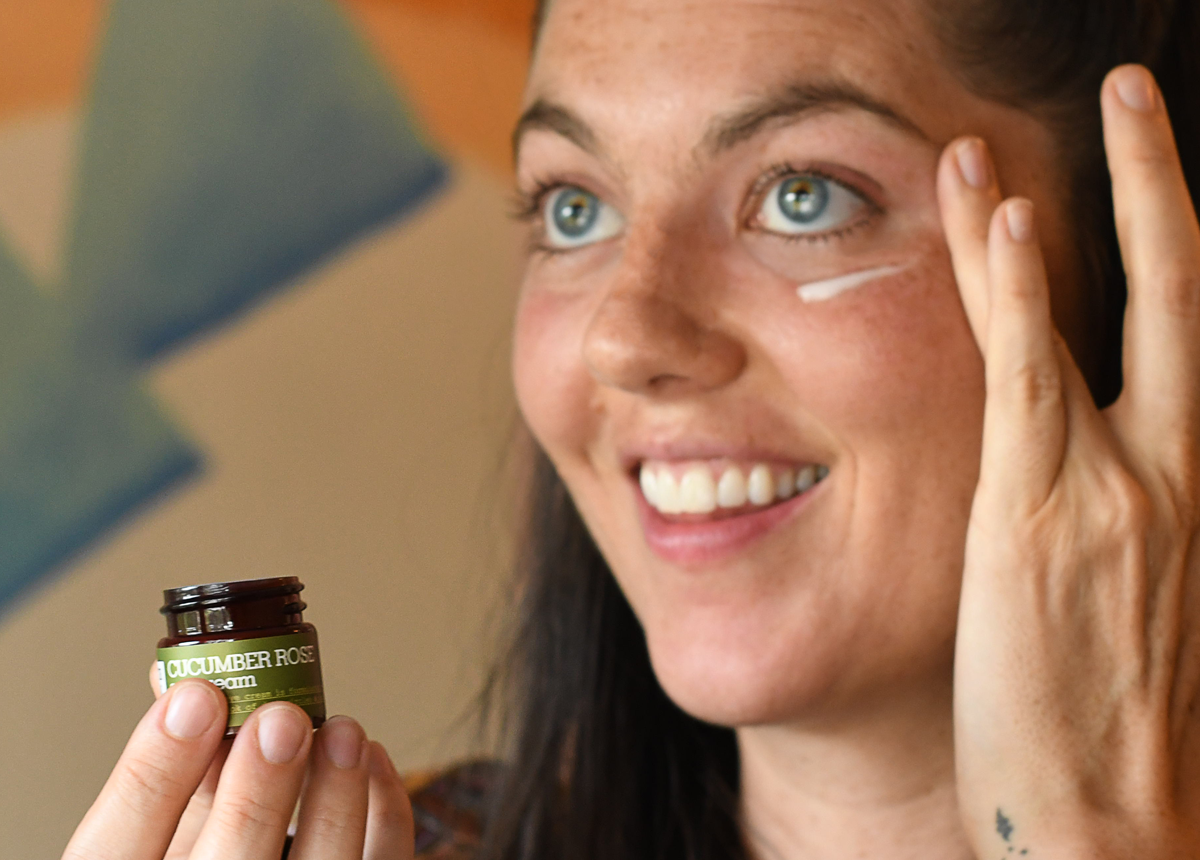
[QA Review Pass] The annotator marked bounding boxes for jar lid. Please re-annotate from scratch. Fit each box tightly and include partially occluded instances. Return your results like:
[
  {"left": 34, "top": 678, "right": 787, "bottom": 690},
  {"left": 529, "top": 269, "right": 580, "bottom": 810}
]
[{"left": 160, "top": 576, "right": 305, "bottom": 614}]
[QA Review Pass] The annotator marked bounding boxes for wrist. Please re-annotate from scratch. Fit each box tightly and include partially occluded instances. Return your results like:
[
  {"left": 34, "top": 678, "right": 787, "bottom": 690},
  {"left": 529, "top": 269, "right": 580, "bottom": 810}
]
[{"left": 963, "top": 804, "right": 1199, "bottom": 860}]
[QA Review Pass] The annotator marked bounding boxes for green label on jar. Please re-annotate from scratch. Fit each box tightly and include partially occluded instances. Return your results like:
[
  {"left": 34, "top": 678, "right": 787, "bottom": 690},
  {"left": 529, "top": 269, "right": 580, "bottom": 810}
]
[{"left": 157, "top": 631, "right": 325, "bottom": 729}]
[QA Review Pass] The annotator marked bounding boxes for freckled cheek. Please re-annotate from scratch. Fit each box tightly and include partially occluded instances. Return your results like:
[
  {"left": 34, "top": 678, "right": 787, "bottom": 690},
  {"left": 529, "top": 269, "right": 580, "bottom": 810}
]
[
  {"left": 512, "top": 288, "right": 598, "bottom": 461},
  {"left": 772, "top": 262, "right": 985, "bottom": 441}
]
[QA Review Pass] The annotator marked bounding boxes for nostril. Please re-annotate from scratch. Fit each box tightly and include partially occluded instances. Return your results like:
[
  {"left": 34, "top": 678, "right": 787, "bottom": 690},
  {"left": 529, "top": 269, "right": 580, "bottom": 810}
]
[{"left": 647, "top": 372, "right": 689, "bottom": 391}]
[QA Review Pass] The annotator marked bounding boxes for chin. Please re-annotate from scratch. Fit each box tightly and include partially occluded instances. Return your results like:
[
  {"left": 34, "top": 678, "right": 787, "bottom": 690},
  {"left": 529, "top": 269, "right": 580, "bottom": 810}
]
[
  {"left": 633, "top": 579, "right": 961, "bottom": 729},
  {"left": 639, "top": 614, "right": 853, "bottom": 728}
]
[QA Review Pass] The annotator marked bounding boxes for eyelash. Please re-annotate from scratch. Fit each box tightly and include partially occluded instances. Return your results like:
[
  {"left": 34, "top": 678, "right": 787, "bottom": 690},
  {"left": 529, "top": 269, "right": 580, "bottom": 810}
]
[
  {"left": 510, "top": 162, "right": 883, "bottom": 254},
  {"left": 745, "top": 161, "right": 882, "bottom": 245},
  {"left": 510, "top": 179, "right": 573, "bottom": 257},
  {"left": 510, "top": 181, "right": 553, "bottom": 223}
]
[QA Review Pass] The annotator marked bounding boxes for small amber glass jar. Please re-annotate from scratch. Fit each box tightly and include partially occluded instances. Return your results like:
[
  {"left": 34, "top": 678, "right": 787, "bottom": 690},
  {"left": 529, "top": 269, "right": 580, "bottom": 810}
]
[{"left": 157, "top": 577, "right": 326, "bottom": 737}]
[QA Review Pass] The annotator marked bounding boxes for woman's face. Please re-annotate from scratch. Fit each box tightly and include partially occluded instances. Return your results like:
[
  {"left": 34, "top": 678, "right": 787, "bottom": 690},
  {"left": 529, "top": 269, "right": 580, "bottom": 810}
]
[{"left": 512, "top": 0, "right": 1087, "bottom": 726}]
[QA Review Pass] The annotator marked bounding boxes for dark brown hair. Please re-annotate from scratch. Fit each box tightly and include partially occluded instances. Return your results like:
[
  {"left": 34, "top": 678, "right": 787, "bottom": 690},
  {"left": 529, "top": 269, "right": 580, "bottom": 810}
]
[
  {"left": 479, "top": 3, "right": 1200, "bottom": 859},
  {"left": 932, "top": 0, "right": 1200, "bottom": 406}
]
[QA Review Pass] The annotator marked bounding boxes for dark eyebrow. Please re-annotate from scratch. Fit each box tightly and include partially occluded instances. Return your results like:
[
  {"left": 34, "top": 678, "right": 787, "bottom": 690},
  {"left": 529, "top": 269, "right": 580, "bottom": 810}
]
[
  {"left": 511, "top": 79, "right": 930, "bottom": 166},
  {"left": 702, "top": 79, "right": 931, "bottom": 156},
  {"left": 512, "top": 99, "right": 600, "bottom": 165}
]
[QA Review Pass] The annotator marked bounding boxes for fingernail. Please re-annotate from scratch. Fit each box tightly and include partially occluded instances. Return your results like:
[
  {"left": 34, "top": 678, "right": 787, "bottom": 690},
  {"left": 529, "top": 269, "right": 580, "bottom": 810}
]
[
  {"left": 320, "top": 716, "right": 365, "bottom": 770},
  {"left": 1115, "top": 66, "right": 1157, "bottom": 112},
  {"left": 1005, "top": 199, "right": 1034, "bottom": 243},
  {"left": 256, "top": 705, "right": 309, "bottom": 764},
  {"left": 164, "top": 682, "right": 221, "bottom": 740},
  {"left": 955, "top": 137, "right": 991, "bottom": 189}
]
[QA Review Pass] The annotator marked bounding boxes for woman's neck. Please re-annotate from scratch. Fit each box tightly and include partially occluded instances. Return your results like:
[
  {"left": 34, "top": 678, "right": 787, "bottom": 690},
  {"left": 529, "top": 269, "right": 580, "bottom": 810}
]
[{"left": 736, "top": 678, "right": 973, "bottom": 860}]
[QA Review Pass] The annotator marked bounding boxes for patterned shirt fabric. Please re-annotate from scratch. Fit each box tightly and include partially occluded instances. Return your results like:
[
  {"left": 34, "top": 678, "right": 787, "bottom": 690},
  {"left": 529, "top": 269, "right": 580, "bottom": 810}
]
[
  {"left": 279, "top": 759, "right": 501, "bottom": 859},
  {"left": 407, "top": 759, "right": 502, "bottom": 858}
]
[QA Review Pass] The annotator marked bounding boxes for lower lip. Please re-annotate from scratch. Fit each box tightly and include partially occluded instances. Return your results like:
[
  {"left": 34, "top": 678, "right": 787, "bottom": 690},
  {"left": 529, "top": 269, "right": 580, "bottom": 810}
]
[{"left": 634, "top": 481, "right": 821, "bottom": 566}]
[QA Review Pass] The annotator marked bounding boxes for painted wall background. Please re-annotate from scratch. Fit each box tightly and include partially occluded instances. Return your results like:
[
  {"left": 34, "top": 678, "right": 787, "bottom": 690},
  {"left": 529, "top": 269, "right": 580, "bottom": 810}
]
[{"left": 0, "top": 1, "right": 533, "bottom": 855}]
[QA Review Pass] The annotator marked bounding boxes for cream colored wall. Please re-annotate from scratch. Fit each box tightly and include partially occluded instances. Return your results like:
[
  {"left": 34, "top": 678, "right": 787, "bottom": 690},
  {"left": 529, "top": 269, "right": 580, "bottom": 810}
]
[{"left": 0, "top": 127, "right": 523, "bottom": 856}]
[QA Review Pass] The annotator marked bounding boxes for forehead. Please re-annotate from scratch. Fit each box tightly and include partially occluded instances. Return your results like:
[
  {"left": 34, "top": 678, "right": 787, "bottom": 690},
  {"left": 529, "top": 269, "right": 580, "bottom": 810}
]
[
  {"left": 536, "top": 0, "right": 928, "bottom": 72},
  {"left": 525, "top": 0, "right": 985, "bottom": 157}
]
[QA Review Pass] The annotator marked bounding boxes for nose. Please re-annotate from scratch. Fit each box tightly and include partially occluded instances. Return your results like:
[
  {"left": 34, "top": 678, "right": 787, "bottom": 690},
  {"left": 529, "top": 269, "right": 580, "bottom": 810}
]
[{"left": 581, "top": 231, "right": 746, "bottom": 396}]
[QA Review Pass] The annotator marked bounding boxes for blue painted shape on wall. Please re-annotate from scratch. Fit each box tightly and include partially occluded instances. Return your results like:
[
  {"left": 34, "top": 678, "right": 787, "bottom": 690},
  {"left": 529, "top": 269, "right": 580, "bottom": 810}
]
[
  {"left": 0, "top": 0, "right": 448, "bottom": 613},
  {"left": 0, "top": 239, "right": 196, "bottom": 612},
  {"left": 67, "top": 0, "right": 448, "bottom": 361}
]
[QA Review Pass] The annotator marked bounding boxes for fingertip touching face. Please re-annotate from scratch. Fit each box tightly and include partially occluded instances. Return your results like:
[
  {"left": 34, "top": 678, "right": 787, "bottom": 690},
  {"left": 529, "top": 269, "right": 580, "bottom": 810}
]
[{"left": 511, "top": 0, "right": 1087, "bottom": 727}]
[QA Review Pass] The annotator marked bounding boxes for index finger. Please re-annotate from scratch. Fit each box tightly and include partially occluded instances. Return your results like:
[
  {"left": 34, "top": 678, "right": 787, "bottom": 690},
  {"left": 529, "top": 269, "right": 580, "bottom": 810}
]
[
  {"left": 1104, "top": 64, "right": 1200, "bottom": 463},
  {"left": 62, "top": 680, "right": 228, "bottom": 860},
  {"left": 937, "top": 136, "right": 1005, "bottom": 349}
]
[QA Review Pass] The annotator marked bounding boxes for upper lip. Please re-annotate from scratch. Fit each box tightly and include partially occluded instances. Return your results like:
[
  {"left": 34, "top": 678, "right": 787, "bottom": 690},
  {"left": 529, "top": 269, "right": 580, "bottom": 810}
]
[{"left": 617, "top": 438, "right": 828, "bottom": 475}]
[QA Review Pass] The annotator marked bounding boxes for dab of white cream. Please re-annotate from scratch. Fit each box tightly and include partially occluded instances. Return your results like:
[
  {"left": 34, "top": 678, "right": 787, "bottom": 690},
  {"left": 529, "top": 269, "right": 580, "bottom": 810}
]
[{"left": 796, "top": 263, "right": 910, "bottom": 303}]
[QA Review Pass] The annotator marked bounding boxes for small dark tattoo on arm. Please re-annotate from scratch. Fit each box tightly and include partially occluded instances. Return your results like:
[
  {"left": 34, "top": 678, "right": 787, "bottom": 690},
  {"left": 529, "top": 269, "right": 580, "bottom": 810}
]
[
  {"left": 996, "top": 809, "right": 1014, "bottom": 842},
  {"left": 994, "top": 808, "right": 1031, "bottom": 858}
]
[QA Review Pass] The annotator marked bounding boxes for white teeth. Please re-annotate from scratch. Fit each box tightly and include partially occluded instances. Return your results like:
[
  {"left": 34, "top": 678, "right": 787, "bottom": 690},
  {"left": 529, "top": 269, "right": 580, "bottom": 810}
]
[
  {"left": 656, "top": 470, "right": 682, "bottom": 514},
  {"left": 747, "top": 464, "right": 775, "bottom": 505},
  {"left": 776, "top": 467, "right": 795, "bottom": 500},
  {"left": 679, "top": 466, "right": 717, "bottom": 514},
  {"left": 642, "top": 460, "right": 828, "bottom": 515},
  {"left": 716, "top": 467, "right": 748, "bottom": 508},
  {"left": 639, "top": 466, "right": 659, "bottom": 508}
]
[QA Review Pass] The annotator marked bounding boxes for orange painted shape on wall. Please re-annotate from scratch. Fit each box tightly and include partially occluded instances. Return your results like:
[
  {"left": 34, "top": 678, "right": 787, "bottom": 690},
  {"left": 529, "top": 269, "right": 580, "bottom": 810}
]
[
  {"left": 0, "top": 0, "right": 107, "bottom": 118},
  {"left": 341, "top": 0, "right": 535, "bottom": 175},
  {"left": 0, "top": 0, "right": 535, "bottom": 175},
  {"left": 356, "top": 0, "right": 536, "bottom": 40}
]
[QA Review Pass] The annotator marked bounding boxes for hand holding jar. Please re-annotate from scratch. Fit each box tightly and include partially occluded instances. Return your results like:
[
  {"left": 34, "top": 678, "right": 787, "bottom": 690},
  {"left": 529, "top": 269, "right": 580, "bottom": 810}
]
[{"left": 59, "top": 578, "right": 413, "bottom": 860}]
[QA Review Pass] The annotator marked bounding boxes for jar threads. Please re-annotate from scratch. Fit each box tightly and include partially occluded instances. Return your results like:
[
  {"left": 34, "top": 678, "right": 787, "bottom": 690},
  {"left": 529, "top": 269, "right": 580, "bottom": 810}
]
[{"left": 157, "top": 577, "right": 325, "bottom": 737}]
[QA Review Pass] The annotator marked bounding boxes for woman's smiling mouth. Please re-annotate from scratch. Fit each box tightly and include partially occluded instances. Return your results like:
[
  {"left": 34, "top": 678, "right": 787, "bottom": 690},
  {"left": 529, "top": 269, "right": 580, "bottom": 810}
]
[
  {"left": 638, "top": 460, "right": 829, "bottom": 516},
  {"left": 633, "top": 459, "right": 831, "bottom": 565}
]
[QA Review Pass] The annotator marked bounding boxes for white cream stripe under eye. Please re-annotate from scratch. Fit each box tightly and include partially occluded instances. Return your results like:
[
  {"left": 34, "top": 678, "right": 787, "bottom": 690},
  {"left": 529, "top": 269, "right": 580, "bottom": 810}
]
[{"left": 796, "top": 263, "right": 910, "bottom": 303}]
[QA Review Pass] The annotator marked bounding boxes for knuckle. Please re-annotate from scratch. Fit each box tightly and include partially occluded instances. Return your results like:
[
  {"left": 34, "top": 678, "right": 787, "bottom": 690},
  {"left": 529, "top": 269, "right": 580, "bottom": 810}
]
[
  {"left": 111, "top": 754, "right": 194, "bottom": 817},
  {"left": 1155, "top": 440, "right": 1200, "bottom": 522},
  {"left": 1160, "top": 477, "right": 1198, "bottom": 533},
  {"left": 1103, "top": 471, "right": 1154, "bottom": 537},
  {"left": 1125, "top": 141, "right": 1178, "bottom": 174},
  {"left": 996, "top": 361, "right": 1061, "bottom": 408},
  {"left": 211, "top": 788, "right": 292, "bottom": 837},
  {"left": 302, "top": 805, "right": 363, "bottom": 841},
  {"left": 1150, "top": 271, "right": 1200, "bottom": 320},
  {"left": 63, "top": 845, "right": 121, "bottom": 860},
  {"left": 997, "top": 266, "right": 1046, "bottom": 304}
]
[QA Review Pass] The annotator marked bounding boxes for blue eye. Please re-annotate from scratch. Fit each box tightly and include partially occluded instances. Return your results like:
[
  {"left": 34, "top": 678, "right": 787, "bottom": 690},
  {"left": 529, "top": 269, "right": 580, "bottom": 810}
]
[
  {"left": 543, "top": 186, "right": 625, "bottom": 248},
  {"left": 757, "top": 174, "right": 867, "bottom": 236},
  {"left": 777, "top": 176, "right": 828, "bottom": 223}
]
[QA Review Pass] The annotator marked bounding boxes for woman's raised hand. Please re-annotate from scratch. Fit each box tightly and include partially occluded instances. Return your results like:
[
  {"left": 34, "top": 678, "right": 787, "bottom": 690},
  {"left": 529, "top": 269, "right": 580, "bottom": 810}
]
[
  {"left": 61, "top": 674, "right": 413, "bottom": 860},
  {"left": 939, "top": 64, "right": 1200, "bottom": 859}
]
